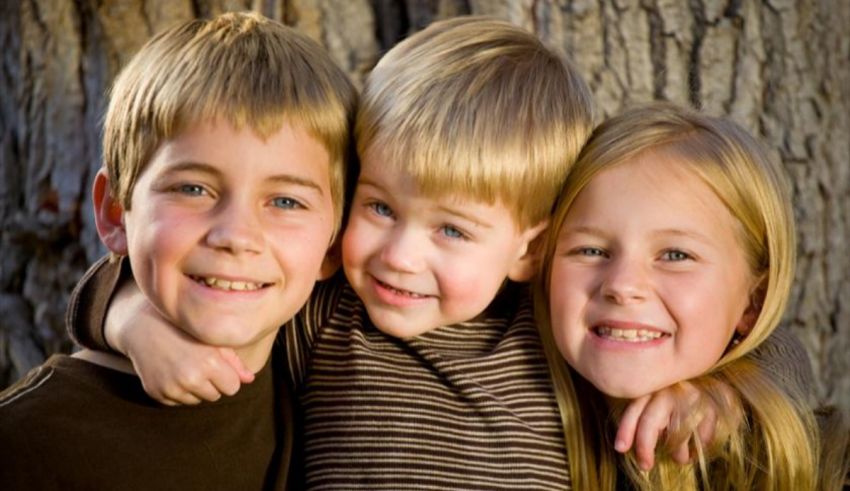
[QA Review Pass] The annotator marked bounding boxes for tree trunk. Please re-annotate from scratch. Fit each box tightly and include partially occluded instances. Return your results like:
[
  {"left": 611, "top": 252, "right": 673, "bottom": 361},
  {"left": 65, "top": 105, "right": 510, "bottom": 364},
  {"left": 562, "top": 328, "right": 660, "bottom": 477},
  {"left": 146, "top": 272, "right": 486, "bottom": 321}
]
[{"left": 2, "top": 0, "right": 848, "bottom": 412}]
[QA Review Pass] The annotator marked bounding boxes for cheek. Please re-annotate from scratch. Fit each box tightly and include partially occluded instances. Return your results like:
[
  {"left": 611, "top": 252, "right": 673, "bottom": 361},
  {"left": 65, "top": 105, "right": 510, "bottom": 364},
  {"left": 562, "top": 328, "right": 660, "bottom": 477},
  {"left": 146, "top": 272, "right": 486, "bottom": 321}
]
[
  {"left": 662, "top": 277, "right": 740, "bottom": 356},
  {"left": 125, "top": 210, "right": 186, "bottom": 260},
  {"left": 341, "top": 220, "right": 368, "bottom": 268},
  {"left": 270, "top": 223, "right": 333, "bottom": 268}
]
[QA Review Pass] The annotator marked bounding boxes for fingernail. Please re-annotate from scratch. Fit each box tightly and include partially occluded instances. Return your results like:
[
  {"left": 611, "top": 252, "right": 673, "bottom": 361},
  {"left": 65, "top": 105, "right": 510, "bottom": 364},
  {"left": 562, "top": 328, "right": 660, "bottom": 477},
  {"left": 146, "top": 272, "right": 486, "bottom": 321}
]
[{"left": 614, "top": 439, "right": 627, "bottom": 452}]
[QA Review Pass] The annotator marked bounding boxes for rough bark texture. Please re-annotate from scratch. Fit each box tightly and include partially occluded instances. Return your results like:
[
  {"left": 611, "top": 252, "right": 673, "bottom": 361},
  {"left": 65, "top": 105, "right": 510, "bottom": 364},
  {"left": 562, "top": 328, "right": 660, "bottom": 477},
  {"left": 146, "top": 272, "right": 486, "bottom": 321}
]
[{"left": 1, "top": 0, "right": 848, "bottom": 412}]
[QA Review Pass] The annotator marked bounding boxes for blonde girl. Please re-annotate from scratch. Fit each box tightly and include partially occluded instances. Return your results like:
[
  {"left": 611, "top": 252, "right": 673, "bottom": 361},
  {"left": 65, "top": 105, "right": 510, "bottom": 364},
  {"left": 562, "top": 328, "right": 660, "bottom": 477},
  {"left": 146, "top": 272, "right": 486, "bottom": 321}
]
[{"left": 536, "top": 103, "right": 843, "bottom": 490}]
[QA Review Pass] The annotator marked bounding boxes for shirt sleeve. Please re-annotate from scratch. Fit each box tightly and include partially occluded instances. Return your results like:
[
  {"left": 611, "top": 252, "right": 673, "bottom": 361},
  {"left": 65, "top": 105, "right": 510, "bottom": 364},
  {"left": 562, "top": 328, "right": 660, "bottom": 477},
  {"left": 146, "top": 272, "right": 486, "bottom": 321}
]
[
  {"left": 65, "top": 256, "right": 127, "bottom": 352},
  {"left": 281, "top": 271, "right": 346, "bottom": 391},
  {"left": 749, "top": 322, "right": 816, "bottom": 403}
]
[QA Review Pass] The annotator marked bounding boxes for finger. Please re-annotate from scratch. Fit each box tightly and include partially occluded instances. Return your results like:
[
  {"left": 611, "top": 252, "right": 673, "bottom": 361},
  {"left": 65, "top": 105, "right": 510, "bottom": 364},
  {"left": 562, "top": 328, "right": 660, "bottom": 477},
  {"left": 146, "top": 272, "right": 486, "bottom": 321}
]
[
  {"left": 208, "top": 361, "right": 243, "bottom": 398},
  {"left": 145, "top": 380, "right": 207, "bottom": 406},
  {"left": 634, "top": 395, "right": 675, "bottom": 470},
  {"left": 189, "top": 379, "right": 225, "bottom": 403},
  {"left": 671, "top": 440, "right": 691, "bottom": 464},
  {"left": 166, "top": 392, "right": 204, "bottom": 406},
  {"left": 696, "top": 402, "right": 718, "bottom": 449},
  {"left": 219, "top": 348, "right": 255, "bottom": 384},
  {"left": 616, "top": 395, "right": 651, "bottom": 453}
]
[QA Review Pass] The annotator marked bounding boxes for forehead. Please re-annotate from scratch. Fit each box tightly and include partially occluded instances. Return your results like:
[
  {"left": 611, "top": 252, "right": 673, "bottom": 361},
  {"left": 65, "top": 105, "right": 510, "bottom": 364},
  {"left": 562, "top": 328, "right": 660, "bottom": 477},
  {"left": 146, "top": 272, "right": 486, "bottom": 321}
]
[
  {"left": 564, "top": 151, "right": 739, "bottom": 237},
  {"left": 145, "top": 119, "right": 332, "bottom": 185},
  {"left": 357, "top": 158, "right": 521, "bottom": 228}
]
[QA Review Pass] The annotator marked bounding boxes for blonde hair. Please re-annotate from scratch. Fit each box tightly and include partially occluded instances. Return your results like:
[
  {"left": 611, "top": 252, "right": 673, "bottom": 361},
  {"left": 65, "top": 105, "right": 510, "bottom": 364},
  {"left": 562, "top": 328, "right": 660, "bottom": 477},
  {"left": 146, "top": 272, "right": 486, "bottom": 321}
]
[
  {"left": 103, "top": 12, "right": 357, "bottom": 234},
  {"left": 535, "top": 102, "right": 833, "bottom": 490},
  {"left": 355, "top": 16, "right": 593, "bottom": 230}
]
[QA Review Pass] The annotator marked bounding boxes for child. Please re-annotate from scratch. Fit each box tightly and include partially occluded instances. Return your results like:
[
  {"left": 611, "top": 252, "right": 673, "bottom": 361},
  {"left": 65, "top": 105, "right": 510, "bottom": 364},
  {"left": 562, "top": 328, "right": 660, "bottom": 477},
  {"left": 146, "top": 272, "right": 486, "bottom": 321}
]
[
  {"left": 68, "top": 18, "right": 814, "bottom": 490},
  {"left": 536, "top": 103, "right": 846, "bottom": 489},
  {"left": 0, "top": 12, "right": 356, "bottom": 489}
]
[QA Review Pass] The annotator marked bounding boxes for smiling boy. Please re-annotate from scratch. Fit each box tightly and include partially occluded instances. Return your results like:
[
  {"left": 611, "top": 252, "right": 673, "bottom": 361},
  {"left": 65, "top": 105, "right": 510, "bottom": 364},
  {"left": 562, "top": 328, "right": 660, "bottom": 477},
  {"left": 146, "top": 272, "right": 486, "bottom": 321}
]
[{"left": 0, "top": 12, "right": 355, "bottom": 489}]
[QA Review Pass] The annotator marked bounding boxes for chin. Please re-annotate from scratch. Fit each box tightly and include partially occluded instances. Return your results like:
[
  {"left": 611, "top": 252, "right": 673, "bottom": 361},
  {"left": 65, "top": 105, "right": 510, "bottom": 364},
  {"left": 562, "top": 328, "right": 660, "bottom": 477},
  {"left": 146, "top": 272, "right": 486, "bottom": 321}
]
[{"left": 588, "top": 376, "right": 661, "bottom": 400}]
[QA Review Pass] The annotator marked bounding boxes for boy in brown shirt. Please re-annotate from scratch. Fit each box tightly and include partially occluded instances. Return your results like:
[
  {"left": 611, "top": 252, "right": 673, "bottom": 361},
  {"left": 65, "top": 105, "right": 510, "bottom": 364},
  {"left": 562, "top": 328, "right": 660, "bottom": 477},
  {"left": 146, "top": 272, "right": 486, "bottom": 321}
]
[{"left": 0, "top": 12, "right": 355, "bottom": 490}]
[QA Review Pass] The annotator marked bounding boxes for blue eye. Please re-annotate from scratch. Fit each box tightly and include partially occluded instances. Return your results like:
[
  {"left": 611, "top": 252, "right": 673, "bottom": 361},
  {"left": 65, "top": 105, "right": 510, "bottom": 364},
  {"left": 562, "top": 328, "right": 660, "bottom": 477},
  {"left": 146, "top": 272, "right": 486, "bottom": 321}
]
[
  {"left": 369, "top": 201, "right": 394, "bottom": 218},
  {"left": 579, "top": 247, "right": 607, "bottom": 257},
  {"left": 272, "top": 197, "right": 303, "bottom": 209},
  {"left": 177, "top": 184, "right": 205, "bottom": 196},
  {"left": 441, "top": 225, "right": 467, "bottom": 240},
  {"left": 662, "top": 249, "right": 692, "bottom": 261}
]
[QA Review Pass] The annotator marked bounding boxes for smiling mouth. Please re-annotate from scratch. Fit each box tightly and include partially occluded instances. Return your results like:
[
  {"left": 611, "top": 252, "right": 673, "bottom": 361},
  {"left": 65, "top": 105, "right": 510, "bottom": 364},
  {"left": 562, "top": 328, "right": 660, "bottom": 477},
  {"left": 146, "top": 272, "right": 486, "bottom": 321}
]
[
  {"left": 189, "top": 275, "right": 271, "bottom": 292},
  {"left": 374, "top": 277, "right": 430, "bottom": 299},
  {"left": 593, "top": 326, "right": 667, "bottom": 342}
]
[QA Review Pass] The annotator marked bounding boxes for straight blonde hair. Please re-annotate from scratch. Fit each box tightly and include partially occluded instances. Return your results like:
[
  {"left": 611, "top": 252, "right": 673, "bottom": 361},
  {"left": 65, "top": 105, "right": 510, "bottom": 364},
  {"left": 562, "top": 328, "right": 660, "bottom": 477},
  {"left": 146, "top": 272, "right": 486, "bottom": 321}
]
[
  {"left": 356, "top": 16, "right": 593, "bottom": 230},
  {"left": 535, "top": 103, "right": 837, "bottom": 490},
  {"left": 103, "top": 12, "right": 357, "bottom": 234}
]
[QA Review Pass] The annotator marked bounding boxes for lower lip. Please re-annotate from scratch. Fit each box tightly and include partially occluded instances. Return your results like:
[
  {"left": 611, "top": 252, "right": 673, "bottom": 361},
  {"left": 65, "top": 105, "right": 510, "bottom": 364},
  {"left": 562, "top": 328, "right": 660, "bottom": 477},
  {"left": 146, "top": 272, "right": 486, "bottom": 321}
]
[{"left": 370, "top": 276, "right": 431, "bottom": 308}]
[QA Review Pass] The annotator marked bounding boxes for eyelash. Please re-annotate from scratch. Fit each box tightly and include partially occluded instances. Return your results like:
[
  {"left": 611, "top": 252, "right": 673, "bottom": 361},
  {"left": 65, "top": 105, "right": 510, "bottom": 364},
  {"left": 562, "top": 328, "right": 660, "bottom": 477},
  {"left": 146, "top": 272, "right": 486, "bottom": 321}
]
[
  {"left": 174, "top": 183, "right": 207, "bottom": 196},
  {"left": 271, "top": 196, "right": 305, "bottom": 210},
  {"left": 367, "top": 201, "right": 394, "bottom": 218},
  {"left": 440, "top": 224, "right": 469, "bottom": 241},
  {"left": 573, "top": 246, "right": 608, "bottom": 258},
  {"left": 660, "top": 249, "right": 693, "bottom": 261}
]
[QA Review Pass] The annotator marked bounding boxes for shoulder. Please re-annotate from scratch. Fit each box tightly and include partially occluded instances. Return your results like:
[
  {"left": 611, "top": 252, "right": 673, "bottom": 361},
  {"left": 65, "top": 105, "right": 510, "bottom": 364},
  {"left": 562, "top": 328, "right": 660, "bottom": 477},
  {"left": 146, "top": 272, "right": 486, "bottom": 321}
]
[
  {"left": 0, "top": 357, "right": 61, "bottom": 412},
  {"left": 0, "top": 354, "right": 133, "bottom": 424},
  {"left": 0, "top": 357, "right": 68, "bottom": 462}
]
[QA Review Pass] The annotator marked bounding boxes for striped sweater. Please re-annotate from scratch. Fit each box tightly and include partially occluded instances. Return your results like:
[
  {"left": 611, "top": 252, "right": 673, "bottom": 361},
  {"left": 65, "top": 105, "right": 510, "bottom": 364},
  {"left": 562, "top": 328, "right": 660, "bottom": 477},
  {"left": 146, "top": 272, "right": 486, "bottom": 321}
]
[{"left": 283, "top": 273, "right": 571, "bottom": 490}]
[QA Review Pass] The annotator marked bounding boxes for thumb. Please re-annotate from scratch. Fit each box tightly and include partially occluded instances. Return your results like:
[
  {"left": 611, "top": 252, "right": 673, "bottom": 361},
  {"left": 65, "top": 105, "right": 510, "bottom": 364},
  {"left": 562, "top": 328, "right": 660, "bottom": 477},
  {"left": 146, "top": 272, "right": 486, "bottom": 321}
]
[{"left": 218, "top": 347, "right": 255, "bottom": 384}]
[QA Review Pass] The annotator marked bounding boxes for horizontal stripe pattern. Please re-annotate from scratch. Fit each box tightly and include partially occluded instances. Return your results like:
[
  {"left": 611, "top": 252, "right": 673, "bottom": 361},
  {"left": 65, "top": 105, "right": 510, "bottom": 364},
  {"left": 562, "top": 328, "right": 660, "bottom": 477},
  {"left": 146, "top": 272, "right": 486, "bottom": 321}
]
[{"left": 285, "top": 275, "right": 570, "bottom": 490}]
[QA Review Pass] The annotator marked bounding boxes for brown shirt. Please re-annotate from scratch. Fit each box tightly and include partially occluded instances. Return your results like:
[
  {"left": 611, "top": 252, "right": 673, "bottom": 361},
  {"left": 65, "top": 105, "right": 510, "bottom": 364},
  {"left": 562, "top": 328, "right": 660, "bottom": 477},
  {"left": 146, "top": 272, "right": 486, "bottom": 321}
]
[{"left": 0, "top": 354, "right": 287, "bottom": 490}]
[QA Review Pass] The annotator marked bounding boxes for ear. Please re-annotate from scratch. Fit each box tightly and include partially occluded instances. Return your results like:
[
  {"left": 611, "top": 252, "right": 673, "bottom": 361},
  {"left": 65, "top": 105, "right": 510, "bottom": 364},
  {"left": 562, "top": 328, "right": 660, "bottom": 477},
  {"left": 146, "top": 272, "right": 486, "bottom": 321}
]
[
  {"left": 92, "top": 168, "right": 128, "bottom": 255},
  {"left": 317, "top": 237, "right": 342, "bottom": 280},
  {"left": 507, "top": 219, "right": 550, "bottom": 282},
  {"left": 735, "top": 282, "right": 766, "bottom": 338}
]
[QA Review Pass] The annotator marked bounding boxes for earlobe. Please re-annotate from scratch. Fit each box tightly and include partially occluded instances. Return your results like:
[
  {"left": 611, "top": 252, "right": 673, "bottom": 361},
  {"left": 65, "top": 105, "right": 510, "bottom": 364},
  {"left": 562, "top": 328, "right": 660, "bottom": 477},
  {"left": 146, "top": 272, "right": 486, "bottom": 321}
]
[
  {"left": 735, "top": 286, "right": 765, "bottom": 337},
  {"left": 92, "top": 168, "right": 128, "bottom": 255},
  {"left": 507, "top": 219, "right": 550, "bottom": 282},
  {"left": 317, "top": 238, "right": 341, "bottom": 280}
]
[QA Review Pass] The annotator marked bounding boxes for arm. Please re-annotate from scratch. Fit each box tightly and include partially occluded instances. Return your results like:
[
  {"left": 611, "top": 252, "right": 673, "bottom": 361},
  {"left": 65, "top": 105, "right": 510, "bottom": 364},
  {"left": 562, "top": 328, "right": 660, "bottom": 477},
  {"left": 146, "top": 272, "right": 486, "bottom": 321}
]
[
  {"left": 66, "top": 256, "right": 253, "bottom": 404},
  {"left": 617, "top": 323, "right": 813, "bottom": 469}
]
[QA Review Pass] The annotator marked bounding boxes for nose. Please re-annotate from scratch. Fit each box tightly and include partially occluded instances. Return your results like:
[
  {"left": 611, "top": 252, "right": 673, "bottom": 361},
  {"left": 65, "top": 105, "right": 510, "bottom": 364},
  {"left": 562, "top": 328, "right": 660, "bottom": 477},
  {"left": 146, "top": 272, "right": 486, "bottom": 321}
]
[
  {"left": 379, "top": 226, "right": 425, "bottom": 273},
  {"left": 205, "top": 197, "right": 265, "bottom": 255},
  {"left": 599, "top": 256, "right": 649, "bottom": 304}
]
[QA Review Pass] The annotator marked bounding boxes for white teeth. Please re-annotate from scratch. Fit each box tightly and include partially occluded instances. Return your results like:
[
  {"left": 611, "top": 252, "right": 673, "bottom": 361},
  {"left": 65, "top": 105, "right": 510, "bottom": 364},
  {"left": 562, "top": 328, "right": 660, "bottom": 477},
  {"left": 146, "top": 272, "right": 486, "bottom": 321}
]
[
  {"left": 196, "top": 276, "right": 263, "bottom": 291},
  {"left": 596, "top": 326, "right": 664, "bottom": 342},
  {"left": 379, "top": 280, "right": 427, "bottom": 298}
]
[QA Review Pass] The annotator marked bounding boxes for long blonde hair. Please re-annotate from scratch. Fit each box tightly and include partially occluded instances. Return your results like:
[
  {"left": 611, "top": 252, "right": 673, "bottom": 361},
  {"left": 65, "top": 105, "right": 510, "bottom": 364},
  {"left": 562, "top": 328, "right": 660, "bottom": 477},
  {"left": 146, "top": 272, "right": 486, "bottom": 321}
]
[{"left": 535, "top": 102, "right": 832, "bottom": 490}]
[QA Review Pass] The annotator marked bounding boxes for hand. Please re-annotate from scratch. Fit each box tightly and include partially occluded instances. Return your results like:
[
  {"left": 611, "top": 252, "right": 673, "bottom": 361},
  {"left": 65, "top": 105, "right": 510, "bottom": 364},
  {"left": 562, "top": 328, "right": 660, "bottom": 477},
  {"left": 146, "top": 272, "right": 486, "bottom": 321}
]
[
  {"left": 105, "top": 278, "right": 255, "bottom": 405},
  {"left": 615, "top": 380, "right": 734, "bottom": 470}
]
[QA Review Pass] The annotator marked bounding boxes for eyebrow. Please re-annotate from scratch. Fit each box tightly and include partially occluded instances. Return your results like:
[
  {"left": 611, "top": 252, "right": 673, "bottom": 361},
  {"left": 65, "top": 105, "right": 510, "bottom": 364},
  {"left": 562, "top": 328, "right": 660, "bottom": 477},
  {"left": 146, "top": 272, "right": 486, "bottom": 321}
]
[
  {"left": 561, "top": 224, "right": 712, "bottom": 242},
  {"left": 559, "top": 224, "right": 607, "bottom": 238},
  {"left": 163, "top": 161, "right": 324, "bottom": 195},
  {"left": 356, "top": 177, "right": 384, "bottom": 191},
  {"left": 358, "top": 177, "right": 492, "bottom": 228},
  {"left": 436, "top": 205, "right": 492, "bottom": 229},
  {"left": 651, "top": 228, "right": 713, "bottom": 242}
]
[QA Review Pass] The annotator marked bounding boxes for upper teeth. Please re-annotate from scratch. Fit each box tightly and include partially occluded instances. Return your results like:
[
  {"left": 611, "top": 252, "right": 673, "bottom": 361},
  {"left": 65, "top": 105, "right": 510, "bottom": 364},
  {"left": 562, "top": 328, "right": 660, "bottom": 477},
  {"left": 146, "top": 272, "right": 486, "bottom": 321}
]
[
  {"left": 196, "top": 276, "right": 263, "bottom": 291},
  {"left": 596, "top": 326, "right": 664, "bottom": 342},
  {"left": 380, "top": 280, "right": 427, "bottom": 298}
]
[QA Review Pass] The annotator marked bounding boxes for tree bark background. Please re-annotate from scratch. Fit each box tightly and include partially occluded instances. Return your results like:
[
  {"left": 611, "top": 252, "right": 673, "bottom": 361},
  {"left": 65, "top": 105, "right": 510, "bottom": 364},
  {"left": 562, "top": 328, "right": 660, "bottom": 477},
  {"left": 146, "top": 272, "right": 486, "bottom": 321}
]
[{"left": 1, "top": 0, "right": 847, "bottom": 412}]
